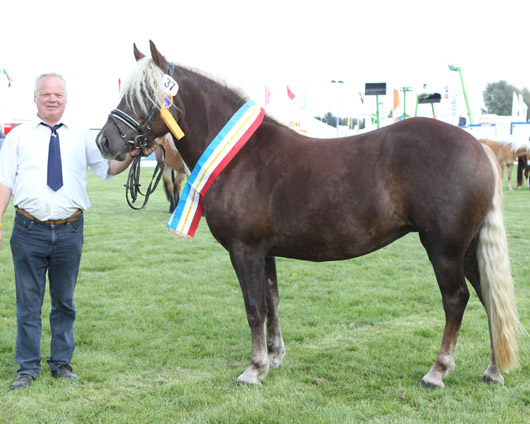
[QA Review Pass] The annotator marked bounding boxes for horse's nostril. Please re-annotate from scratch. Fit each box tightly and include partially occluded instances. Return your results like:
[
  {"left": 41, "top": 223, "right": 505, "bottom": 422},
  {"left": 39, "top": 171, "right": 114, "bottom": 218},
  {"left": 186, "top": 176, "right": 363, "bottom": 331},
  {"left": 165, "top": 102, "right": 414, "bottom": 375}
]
[{"left": 98, "top": 134, "right": 110, "bottom": 154}]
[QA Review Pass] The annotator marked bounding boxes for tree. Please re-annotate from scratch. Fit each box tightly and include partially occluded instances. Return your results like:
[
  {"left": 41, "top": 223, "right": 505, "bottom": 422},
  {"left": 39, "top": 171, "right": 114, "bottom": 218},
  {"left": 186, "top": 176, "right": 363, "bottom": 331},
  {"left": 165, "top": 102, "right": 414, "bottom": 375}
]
[
  {"left": 317, "top": 112, "right": 360, "bottom": 129},
  {"left": 521, "top": 88, "right": 530, "bottom": 121},
  {"left": 318, "top": 112, "right": 337, "bottom": 127},
  {"left": 483, "top": 80, "right": 517, "bottom": 116}
]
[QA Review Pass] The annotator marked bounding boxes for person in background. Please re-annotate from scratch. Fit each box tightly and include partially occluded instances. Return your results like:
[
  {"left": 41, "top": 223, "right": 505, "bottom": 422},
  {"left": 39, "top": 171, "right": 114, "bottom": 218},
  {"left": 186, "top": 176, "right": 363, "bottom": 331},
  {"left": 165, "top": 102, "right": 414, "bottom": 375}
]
[
  {"left": 0, "top": 128, "right": 5, "bottom": 150},
  {"left": 0, "top": 73, "right": 151, "bottom": 390}
]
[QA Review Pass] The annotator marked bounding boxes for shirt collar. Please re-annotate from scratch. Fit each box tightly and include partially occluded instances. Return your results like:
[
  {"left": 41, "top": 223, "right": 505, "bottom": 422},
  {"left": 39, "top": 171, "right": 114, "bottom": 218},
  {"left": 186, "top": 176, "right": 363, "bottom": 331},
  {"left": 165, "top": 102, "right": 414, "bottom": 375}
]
[{"left": 33, "top": 114, "right": 69, "bottom": 129}]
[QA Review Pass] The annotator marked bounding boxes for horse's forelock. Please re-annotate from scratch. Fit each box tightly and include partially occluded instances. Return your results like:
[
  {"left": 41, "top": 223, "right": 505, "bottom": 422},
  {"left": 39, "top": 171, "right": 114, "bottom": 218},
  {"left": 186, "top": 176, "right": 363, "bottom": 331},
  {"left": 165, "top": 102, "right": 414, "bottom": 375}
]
[{"left": 121, "top": 57, "right": 166, "bottom": 116}]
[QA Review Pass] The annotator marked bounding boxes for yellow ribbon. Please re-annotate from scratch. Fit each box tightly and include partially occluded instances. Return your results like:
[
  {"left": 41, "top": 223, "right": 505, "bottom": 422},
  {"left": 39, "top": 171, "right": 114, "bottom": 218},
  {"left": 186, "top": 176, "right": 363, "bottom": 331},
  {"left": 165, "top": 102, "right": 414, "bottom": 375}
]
[{"left": 160, "top": 94, "right": 185, "bottom": 140}]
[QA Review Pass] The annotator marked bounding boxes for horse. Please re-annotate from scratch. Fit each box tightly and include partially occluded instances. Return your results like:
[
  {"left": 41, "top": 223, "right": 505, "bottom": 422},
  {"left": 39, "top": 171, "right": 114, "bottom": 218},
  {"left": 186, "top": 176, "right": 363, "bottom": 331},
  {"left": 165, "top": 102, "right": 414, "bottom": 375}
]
[
  {"left": 96, "top": 41, "right": 520, "bottom": 389},
  {"left": 478, "top": 138, "right": 530, "bottom": 191},
  {"left": 517, "top": 155, "right": 530, "bottom": 189},
  {"left": 155, "top": 133, "right": 188, "bottom": 212}
]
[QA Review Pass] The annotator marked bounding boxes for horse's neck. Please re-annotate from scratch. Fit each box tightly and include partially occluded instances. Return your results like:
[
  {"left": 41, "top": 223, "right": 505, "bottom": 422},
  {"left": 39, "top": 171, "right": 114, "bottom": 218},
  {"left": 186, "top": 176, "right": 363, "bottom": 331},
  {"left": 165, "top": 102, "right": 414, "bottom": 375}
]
[{"left": 178, "top": 83, "right": 244, "bottom": 167}]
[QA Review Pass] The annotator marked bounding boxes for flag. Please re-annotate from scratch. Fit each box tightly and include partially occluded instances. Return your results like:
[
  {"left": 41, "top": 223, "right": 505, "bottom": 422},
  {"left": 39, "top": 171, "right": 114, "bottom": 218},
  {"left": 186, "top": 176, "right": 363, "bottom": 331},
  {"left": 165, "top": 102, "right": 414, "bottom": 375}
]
[
  {"left": 393, "top": 89, "right": 399, "bottom": 121},
  {"left": 287, "top": 85, "right": 296, "bottom": 100},
  {"left": 2, "top": 69, "right": 13, "bottom": 87},
  {"left": 264, "top": 85, "right": 270, "bottom": 107}
]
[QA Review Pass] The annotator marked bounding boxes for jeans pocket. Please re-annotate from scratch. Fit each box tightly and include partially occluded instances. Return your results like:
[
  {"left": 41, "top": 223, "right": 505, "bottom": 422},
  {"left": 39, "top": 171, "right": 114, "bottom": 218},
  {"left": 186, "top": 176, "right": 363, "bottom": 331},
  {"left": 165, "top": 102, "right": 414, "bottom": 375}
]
[
  {"left": 67, "top": 215, "right": 84, "bottom": 233},
  {"left": 14, "top": 213, "right": 34, "bottom": 231}
]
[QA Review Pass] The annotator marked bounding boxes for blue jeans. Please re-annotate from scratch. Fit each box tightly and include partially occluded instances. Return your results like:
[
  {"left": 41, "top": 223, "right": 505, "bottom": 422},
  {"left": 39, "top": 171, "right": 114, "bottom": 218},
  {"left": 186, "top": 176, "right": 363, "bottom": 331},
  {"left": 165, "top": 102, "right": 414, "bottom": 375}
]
[{"left": 10, "top": 211, "right": 84, "bottom": 378}]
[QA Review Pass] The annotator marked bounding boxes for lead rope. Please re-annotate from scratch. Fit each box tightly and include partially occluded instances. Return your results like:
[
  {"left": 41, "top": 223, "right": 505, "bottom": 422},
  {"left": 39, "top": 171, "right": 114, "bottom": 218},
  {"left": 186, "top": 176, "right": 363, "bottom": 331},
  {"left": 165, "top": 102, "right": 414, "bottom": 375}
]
[{"left": 125, "top": 144, "right": 165, "bottom": 210}]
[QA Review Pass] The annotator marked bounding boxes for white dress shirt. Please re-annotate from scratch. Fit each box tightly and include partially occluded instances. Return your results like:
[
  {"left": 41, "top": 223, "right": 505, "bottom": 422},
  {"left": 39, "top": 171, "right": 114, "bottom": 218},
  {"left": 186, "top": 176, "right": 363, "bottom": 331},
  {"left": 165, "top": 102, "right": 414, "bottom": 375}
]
[{"left": 0, "top": 116, "right": 112, "bottom": 221}]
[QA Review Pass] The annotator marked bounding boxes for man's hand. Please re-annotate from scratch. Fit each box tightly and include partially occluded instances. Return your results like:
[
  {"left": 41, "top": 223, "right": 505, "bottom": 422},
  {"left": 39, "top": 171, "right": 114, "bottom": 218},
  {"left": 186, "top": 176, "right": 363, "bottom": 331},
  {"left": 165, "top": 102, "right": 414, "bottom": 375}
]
[
  {"left": 130, "top": 145, "right": 157, "bottom": 158},
  {"left": 0, "top": 183, "right": 13, "bottom": 252},
  {"left": 107, "top": 144, "right": 158, "bottom": 175}
]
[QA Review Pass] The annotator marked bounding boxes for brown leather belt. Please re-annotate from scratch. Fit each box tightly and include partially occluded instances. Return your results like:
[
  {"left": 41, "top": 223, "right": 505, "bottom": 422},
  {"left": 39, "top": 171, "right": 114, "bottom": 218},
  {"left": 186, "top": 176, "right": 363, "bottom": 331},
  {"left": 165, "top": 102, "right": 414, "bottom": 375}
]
[{"left": 16, "top": 208, "right": 82, "bottom": 225}]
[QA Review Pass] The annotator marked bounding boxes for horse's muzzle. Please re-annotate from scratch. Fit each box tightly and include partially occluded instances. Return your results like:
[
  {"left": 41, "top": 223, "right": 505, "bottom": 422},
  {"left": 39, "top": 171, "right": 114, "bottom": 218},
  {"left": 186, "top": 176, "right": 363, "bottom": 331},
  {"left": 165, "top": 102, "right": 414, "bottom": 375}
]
[
  {"left": 96, "top": 132, "right": 126, "bottom": 161},
  {"left": 96, "top": 133, "right": 112, "bottom": 158}
]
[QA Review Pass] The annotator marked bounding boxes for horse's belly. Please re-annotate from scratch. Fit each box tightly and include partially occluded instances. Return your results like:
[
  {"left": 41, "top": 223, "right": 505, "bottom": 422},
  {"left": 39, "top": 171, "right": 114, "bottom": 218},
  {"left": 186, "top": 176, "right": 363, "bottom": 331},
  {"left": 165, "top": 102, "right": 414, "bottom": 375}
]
[{"left": 268, "top": 224, "right": 411, "bottom": 262}]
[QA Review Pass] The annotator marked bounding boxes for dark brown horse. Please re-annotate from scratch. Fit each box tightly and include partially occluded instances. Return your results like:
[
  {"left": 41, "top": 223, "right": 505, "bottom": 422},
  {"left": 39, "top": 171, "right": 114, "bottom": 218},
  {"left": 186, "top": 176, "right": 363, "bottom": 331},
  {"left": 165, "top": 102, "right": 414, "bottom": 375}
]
[
  {"left": 517, "top": 155, "right": 530, "bottom": 189},
  {"left": 96, "top": 41, "right": 520, "bottom": 388}
]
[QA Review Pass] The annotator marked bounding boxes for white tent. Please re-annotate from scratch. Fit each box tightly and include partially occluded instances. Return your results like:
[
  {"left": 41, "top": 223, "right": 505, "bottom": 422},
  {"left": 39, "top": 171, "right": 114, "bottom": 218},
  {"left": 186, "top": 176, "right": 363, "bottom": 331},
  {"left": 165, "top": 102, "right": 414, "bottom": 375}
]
[{"left": 264, "top": 92, "right": 337, "bottom": 139}]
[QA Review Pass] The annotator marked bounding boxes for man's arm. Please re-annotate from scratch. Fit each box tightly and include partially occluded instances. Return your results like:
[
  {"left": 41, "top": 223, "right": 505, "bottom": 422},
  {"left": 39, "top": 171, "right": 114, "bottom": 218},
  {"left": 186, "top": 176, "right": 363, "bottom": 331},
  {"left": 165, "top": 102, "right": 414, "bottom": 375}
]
[
  {"left": 107, "top": 154, "right": 135, "bottom": 176},
  {"left": 106, "top": 146, "right": 157, "bottom": 176},
  {"left": 0, "top": 183, "right": 13, "bottom": 250}
]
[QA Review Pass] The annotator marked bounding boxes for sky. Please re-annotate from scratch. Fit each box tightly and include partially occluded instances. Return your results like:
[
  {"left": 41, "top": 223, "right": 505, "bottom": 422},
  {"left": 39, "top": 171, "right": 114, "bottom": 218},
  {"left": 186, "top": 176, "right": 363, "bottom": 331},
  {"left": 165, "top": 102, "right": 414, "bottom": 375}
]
[{"left": 1, "top": 0, "right": 529, "bottom": 129}]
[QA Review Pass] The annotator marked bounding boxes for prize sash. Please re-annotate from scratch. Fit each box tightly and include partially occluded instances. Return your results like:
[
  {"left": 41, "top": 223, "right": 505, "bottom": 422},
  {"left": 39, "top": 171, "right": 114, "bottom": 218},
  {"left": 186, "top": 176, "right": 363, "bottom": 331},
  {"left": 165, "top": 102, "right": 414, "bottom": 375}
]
[{"left": 167, "top": 101, "right": 265, "bottom": 239}]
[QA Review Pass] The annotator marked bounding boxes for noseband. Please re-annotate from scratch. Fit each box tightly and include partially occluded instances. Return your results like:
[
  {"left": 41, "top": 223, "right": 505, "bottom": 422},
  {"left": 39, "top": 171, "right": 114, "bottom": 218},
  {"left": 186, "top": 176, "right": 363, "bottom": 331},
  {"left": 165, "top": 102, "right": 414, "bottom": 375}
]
[{"left": 109, "top": 107, "right": 158, "bottom": 150}]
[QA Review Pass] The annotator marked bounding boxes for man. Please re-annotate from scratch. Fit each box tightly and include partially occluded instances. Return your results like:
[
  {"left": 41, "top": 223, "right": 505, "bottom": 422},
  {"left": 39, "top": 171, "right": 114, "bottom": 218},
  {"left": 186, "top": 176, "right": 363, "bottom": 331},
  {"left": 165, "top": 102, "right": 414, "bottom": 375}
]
[{"left": 0, "top": 73, "right": 148, "bottom": 390}]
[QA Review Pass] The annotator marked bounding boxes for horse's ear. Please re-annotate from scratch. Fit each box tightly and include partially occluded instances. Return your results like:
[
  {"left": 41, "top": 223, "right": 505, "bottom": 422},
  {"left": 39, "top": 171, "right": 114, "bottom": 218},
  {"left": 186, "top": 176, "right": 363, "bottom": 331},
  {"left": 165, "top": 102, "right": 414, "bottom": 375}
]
[
  {"left": 149, "top": 40, "right": 170, "bottom": 73},
  {"left": 133, "top": 43, "right": 145, "bottom": 61}
]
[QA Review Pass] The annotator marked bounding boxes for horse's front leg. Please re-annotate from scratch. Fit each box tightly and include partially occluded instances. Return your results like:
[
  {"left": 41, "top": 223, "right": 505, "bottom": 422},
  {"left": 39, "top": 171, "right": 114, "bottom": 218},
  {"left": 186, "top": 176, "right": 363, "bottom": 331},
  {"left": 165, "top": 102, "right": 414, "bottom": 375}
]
[
  {"left": 264, "top": 256, "right": 285, "bottom": 368},
  {"left": 229, "top": 243, "right": 270, "bottom": 385}
]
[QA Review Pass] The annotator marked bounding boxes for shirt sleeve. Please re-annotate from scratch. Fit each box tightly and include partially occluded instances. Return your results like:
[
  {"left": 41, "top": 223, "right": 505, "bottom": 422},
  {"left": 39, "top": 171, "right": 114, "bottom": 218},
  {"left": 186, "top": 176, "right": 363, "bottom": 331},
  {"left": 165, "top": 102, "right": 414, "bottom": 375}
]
[
  {"left": 0, "top": 129, "right": 19, "bottom": 189},
  {"left": 85, "top": 130, "right": 113, "bottom": 181}
]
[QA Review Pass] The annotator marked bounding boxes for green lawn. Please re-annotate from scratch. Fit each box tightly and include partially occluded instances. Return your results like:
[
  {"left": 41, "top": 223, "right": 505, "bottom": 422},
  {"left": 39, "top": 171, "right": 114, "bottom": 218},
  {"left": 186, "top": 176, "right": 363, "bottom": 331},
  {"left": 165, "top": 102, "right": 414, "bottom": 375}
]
[{"left": 0, "top": 170, "right": 528, "bottom": 423}]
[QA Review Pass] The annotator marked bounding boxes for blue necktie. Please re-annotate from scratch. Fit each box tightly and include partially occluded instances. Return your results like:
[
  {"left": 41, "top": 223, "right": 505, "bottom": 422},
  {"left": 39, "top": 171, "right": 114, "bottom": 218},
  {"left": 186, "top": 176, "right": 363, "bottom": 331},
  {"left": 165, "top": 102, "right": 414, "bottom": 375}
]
[{"left": 42, "top": 122, "right": 64, "bottom": 191}]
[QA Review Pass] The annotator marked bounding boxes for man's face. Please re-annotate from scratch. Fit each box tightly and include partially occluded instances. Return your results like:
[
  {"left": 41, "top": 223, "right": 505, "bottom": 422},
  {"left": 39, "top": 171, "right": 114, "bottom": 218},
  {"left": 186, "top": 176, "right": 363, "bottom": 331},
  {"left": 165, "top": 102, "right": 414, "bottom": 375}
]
[{"left": 34, "top": 76, "right": 67, "bottom": 125}]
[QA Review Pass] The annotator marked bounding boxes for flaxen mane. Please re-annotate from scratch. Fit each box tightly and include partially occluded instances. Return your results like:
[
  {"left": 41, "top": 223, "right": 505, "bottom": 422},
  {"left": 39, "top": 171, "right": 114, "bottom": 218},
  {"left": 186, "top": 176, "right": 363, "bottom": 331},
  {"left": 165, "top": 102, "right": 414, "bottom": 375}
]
[{"left": 120, "top": 58, "right": 166, "bottom": 115}]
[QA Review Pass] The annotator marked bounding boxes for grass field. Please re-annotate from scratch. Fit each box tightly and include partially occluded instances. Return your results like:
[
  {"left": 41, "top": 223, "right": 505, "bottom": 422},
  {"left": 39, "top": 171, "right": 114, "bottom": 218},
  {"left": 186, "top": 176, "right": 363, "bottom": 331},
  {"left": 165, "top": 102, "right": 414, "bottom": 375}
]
[{"left": 0, "top": 170, "right": 529, "bottom": 423}]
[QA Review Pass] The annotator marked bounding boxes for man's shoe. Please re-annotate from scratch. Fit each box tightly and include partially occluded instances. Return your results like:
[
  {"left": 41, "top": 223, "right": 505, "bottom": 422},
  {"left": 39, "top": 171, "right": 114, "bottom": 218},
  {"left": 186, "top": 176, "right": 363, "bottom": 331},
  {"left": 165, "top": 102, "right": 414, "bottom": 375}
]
[
  {"left": 51, "top": 364, "right": 78, "bottom": 379},
  {"left": 10, "top": 374, "right": 35, "bottom": 390}
]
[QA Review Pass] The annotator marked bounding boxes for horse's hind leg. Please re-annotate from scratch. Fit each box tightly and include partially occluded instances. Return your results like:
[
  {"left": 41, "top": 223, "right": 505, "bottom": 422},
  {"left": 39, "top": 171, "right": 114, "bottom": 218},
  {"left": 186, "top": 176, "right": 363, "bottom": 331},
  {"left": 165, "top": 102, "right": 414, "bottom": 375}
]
[
  {"left": 463, "top": 238, "right": 504, "bottom": 385},
  {"left": 517, "top": 157, "right": 524, "bottom": 189},
  {"left": 174, "top": 172, "right": 185, "bottom": 205},
  {"left": 162, "top": 166, "right": 177, "bottom": 213},
  {"left": 420, "top": 236, "right": 470, "bottom": 389},
  {"left": 264, "top": 256, "right": 285, "bottom": 368}
]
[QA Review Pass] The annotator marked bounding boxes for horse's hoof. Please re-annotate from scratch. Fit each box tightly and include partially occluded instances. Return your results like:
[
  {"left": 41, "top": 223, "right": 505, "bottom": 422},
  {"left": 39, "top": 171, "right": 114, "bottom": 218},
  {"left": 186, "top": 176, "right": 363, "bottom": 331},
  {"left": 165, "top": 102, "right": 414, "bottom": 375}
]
[
  {"left": 269, "top": 358, "right": 281, "bottom": 369},
  {"left": 481, "top": 374, "right": 504, "bottom": 385},
  {"left": 482, "top": 364, "right": 505, "bottom": 385},
  {"left": 268, "top": 347, "right": 285, "bottom": 369},
  {"left": 420, "top": 378, "right": 444, "bottom": 389},
  {"left": 236, "top": 375, "right": 261, "bottom": 386},
  {"left": 236, "top": 366, "right": 264, "bottom": 385}
]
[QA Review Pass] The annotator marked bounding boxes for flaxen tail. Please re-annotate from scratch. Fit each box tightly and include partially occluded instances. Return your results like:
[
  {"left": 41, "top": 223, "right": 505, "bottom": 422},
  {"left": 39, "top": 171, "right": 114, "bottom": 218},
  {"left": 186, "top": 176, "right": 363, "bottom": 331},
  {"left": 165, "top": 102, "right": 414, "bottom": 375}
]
[{"left": 477, "top": 145, "right": 520, "bottom": 371}]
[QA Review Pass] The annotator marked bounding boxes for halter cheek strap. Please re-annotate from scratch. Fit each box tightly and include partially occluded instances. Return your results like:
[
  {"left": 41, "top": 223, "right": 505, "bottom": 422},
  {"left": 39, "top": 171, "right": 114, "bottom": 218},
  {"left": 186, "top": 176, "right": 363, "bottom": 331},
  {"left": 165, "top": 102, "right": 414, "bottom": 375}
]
[{"left": 109, "top": 62, "right": 180, "bottom": 150}]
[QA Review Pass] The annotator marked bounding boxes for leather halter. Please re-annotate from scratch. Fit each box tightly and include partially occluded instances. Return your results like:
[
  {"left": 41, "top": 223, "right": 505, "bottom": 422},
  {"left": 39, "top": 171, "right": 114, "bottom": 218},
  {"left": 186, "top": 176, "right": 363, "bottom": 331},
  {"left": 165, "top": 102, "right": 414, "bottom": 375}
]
[
  {"left": 108, "top": 62, "right": 176, "bottom": 210},
  {"left": 109, "top": 63, "right": 175, "bottom": 150}
]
